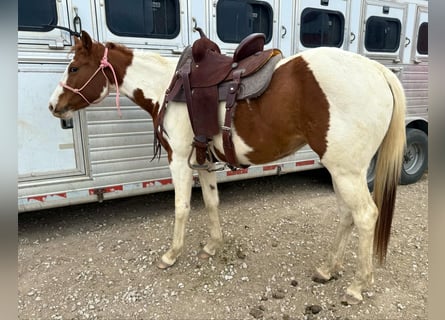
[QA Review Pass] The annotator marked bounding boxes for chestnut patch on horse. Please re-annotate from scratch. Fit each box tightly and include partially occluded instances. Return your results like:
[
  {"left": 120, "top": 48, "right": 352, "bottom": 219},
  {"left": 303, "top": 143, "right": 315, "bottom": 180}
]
[{"left": 233, "top": 56, "right": 329, "bottom": 164}]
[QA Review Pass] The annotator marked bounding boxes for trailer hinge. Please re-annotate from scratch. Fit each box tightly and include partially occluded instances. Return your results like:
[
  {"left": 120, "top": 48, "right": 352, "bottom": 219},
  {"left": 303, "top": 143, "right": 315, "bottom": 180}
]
[
  {"left": 91, "top": 188, "right": 105, "bottom": 203},
  {"left": 48, "top": 39, "right": 65, "bottom": 50}
]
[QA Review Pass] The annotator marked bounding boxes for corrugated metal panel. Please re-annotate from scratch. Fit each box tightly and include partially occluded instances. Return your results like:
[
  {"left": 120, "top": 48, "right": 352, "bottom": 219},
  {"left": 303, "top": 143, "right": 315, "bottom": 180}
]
[
  {"left": 400, "top": 64, "right": 428, "bottom": 119},
  {"left": 86, "top": 95, "right": 170, "bottom": 179}
]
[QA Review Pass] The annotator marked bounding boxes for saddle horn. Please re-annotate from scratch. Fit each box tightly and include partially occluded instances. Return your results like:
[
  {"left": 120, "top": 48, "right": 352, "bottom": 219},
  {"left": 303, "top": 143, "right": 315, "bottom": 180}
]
[
  {"left": 193, "top": 26, "right": 207, "bottom": 39},
  {"left": 192, "top": 27, "right": 221, "bottom": 62}
]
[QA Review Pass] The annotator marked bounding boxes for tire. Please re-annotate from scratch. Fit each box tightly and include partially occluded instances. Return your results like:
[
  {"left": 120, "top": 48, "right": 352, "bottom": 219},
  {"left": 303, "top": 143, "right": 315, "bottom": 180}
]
[
  {"left": 366, "top": 153, "right": 377, "bottom": 191},
  {"left": 400, "top": 128, "right": 428, "bottom": 185}
]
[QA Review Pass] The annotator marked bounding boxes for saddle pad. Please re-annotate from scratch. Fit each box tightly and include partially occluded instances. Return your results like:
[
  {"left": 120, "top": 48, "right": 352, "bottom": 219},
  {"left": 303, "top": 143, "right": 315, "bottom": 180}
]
[
  {"left": 226, "top": 51, "right": 282, "bottom": 100},
  {"left": 172, "top": 51, "right": 282, "bottom": 102}
]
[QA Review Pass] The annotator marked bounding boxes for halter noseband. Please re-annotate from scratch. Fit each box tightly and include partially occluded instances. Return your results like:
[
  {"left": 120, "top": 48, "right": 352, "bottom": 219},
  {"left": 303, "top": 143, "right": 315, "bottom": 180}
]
[{"left": 60, "top": 47, "right": 121, "bottom": 117}]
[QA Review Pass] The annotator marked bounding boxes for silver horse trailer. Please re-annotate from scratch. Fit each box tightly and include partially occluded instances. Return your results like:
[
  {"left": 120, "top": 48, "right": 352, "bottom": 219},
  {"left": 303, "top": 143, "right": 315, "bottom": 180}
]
[{"left": 18, "top": 0, "right": 428, "bottom": 212}]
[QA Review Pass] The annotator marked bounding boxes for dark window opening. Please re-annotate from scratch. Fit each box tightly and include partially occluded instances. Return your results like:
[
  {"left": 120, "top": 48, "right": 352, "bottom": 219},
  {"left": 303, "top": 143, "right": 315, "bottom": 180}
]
[
  {"left": 105, "top": 0, "right": 180, "bottom": 39},
  {"left": 216, "top": 0, "right": 273, "bottom": 43},
  {"left": 18, "top": 0, "right": 58, "bottom": 32},
  {"left": 365, "top": 16, "right": 401, "bottom": 52},
  {"left": 300, "top": 8, "right": 345, "bottom": 48},
  {"left": 417, "top": 22, "right": 428, "bottom": 55}
]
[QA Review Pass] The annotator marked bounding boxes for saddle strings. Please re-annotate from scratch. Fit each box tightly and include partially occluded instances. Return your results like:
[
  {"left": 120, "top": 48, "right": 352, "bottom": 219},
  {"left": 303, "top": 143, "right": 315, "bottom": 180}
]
[{"left": 60, "top": 47, "right": 121, "bottom": 117}]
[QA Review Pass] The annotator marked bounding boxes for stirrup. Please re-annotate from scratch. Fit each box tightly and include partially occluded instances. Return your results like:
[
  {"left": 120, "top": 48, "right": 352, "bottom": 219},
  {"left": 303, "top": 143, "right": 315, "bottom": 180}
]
[
  {"left": 189, "top": 162, "right": 211, "bottom": 170},
  {"left": 187, "top": 145, "right": 210, "bottom": 170}
]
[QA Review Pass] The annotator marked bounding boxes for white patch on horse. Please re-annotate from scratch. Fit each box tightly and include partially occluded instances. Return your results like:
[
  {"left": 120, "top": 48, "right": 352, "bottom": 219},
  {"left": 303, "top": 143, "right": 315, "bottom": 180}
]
[
  {"left": 48, "top": 66, "right": 68, "bottom": 110},
  {"left": 300, "top": 47, "right": 393, "bottom": 169},
  {"left": 274, "top": 54, "right": 301, "bottom": 70},
  {"left": 121, "top": 51, "right": 176, "bottom": 105}
]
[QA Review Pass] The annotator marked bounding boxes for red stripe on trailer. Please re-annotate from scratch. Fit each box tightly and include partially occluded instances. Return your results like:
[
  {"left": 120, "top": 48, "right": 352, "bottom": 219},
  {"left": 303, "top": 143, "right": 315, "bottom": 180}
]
[
  {"left": 88, "top": 185, "right": 123, "bottom": 195},
  {"left": 54, "top": 192, "right": 67, "bottom": 198},
  {"left": 226, "top": 168, "right": 249, "bottom": 176},
  {"left": 296, "top": 160, "right": 315, "bottom": 167},
  {"left": 28, "top": 195, "right": 47, "bottom": 202},
  {"left": 159, "top": 178, "right": 173, "bottom": 185},
  {"left": 263, "top": 165, "right": 278, "bottom": 171},
  {"left": 142, "top": 178, "right": 173, "bottom": 188},
  {"left": 27, "top": 192, "right": 67, "bottom": 202}
]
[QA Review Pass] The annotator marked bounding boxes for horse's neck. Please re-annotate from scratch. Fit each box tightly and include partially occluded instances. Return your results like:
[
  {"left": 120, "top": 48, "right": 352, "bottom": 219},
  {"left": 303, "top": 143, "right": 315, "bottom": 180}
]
[{"left": 120, "top": 51, "right": 176, "bottom": 113}]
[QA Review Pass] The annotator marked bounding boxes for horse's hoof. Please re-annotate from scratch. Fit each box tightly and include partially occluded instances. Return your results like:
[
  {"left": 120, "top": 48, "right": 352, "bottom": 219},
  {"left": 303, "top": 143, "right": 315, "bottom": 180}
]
[
  {"left": 157, "top": 258, "right": 175, "bottom": 270},
  {"left": 312, "top": 268, "right": 333, "bottom": 284},
  {"left": 197, "top": 248, "right": 213, "bottom": 260},
  {"left": 340, "top": 292, "right": 363, "bottom": 305}
]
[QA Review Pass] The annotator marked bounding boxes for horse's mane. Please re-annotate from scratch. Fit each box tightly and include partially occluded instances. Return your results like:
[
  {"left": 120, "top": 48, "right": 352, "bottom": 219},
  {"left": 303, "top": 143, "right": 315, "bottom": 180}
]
[
  {"left": 70, "top": 39, "right": 133, "bottom": 55},
  {"left": 105, "top": 42, "right": 133, "bottom": 54}
]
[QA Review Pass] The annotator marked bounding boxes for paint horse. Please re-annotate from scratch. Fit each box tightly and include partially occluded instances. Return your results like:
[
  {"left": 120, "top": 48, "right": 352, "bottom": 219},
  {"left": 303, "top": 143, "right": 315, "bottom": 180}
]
[{"left": 48, "top": 31, "right": 406, "bottom": 304}]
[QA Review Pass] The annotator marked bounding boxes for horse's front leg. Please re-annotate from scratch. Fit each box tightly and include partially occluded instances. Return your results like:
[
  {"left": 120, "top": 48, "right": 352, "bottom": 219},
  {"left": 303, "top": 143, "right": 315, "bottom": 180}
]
[
  {"left": 158, "top": 157, "right": 193, "bottom": 269},
  {"left": 197, "top": 164, "right": 223, "bottom": 259}
]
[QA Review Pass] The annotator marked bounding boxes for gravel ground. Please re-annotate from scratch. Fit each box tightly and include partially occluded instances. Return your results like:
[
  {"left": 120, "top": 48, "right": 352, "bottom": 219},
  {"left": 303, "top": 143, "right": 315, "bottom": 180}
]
[{"left": 18, "top": 169, "right": 428, "bottom": 320}]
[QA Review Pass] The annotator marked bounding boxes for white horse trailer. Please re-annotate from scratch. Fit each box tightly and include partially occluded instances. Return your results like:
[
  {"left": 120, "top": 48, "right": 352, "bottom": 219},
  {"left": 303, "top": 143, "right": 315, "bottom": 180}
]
[{"left": 18, "top": 0, "right": 428, "bottom": 212}]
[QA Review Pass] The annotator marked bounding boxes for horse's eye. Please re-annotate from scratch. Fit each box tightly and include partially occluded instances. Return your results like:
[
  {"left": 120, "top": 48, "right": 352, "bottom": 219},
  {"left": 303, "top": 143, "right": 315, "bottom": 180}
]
[{"left": 69, "top": 66, "right": 78, "bottom": 73}]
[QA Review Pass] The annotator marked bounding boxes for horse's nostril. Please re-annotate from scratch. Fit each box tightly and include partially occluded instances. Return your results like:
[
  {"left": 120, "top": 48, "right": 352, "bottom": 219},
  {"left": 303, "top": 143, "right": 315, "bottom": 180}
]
[{"left": 49, "top": 104, "right": 54, "bottom": 112}]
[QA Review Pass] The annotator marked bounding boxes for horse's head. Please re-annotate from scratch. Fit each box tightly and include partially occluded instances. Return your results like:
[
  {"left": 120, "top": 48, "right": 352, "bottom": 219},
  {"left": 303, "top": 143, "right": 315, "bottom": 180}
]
[{"left": 49, "top": 31, "right": 110, "bottom": 119}]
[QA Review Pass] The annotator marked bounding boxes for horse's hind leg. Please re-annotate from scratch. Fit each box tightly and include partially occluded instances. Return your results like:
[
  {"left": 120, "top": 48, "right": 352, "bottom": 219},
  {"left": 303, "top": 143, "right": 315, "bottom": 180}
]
[
  {"left": 316, "top": 170, "right": 378, "bottom": 304},
  {"left": 197, "top": 165, "right": 223, "bottom": 259},
  {"left": 314, "top": 177, "right": 355, "bottom": 281}
]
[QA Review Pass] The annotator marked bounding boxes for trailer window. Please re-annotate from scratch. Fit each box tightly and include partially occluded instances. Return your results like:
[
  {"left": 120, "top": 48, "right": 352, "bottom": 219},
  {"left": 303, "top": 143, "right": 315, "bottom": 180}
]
[
  {"left": 417, "top": 22, "right": 428, "bottom": 55},
  {"left": 365, "top": 16, "right": 401, "bottom": 52},
  {"left": 105, "top": 0, "right": 180, "bottom": 39},
  {"left": 18, "top": 0, "right": 58, "bottom": 32},
  {"left": 216, "top": 0, "right": 273, "bottom": 43},
  {"left": 300, "top": 8, "right": 345, "bottom": 48}
]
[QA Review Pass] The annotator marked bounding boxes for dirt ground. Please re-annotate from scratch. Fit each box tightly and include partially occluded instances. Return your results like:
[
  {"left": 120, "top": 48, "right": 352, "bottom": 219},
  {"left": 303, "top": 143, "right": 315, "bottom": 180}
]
[{"left": 18, "top": 169, "right": 428, "bottom": 320}]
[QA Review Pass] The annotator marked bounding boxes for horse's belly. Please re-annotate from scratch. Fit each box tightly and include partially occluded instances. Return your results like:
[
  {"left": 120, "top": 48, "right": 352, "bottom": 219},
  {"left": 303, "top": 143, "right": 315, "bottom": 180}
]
[{"left": 212, "top": 127, "right": 307, "bottom": 165}]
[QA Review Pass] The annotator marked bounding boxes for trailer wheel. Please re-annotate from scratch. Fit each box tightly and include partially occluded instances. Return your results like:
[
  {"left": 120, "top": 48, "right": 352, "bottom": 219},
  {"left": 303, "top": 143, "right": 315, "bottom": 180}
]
[{"left": 400, "top": 128, "right": 428, "bottom": 185}]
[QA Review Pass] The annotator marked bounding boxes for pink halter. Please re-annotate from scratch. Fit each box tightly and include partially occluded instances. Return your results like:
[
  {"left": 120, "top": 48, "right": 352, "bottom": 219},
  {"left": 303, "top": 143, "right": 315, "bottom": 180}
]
[{"left": 60, "top": 47, "right": 121, "bottom": 117}]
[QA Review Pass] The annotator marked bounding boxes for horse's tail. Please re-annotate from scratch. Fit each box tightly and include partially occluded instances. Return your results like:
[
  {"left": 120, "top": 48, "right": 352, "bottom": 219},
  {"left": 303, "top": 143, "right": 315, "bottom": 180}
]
[{"left": 373, "top": 64, "right": 406, "bottom": 264}]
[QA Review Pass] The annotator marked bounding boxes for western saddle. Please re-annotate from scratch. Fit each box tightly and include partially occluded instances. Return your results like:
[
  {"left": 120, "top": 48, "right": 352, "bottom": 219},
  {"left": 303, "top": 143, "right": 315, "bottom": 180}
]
[{"left": 155, "top": 28, "right": 282, "bottom": 170}]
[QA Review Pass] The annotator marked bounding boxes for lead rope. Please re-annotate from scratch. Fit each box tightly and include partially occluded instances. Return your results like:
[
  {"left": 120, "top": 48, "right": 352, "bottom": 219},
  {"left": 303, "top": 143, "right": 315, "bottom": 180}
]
[{"left": 60, "top": 47, "right": 121, "bottom": 117}]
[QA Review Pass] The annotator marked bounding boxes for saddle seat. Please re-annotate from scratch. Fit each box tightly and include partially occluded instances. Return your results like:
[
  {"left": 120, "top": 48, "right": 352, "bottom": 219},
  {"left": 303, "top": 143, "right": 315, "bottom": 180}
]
[{"left": 189, "top": 33, "right": 274, "bottom": 87}]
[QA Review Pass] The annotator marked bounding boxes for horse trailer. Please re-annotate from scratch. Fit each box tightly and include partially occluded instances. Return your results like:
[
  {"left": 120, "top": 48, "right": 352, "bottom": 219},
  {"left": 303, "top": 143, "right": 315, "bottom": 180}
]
[{"left": 18, "top": 0, "right": 428, "bottom": 212}]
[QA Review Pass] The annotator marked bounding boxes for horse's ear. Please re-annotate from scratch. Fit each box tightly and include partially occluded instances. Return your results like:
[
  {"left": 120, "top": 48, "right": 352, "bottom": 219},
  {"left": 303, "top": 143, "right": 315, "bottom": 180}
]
[
  {"left": 80, "top": 30, "right": 93, "bottom": 53},
  {"left": 74, "top": 34, "right": 81, "bottom": 46}
]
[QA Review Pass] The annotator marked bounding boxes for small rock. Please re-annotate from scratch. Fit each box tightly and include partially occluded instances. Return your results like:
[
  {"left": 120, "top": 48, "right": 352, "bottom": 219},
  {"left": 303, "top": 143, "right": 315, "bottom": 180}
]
[
  {"left": 236, "top": 249, "right": 246, "bottom": 259},
  {"left": 290, "top": 280, "right": 298, "bottom": 287},
  {"left": 305, "top": 305, "right": 322, "bottom": 315},
  {"left": 249, "top": 306, "right": 264, "bottom": 319},
  {"left": 311, "top": 276, "right": 329, "bottom": 284},
  {"left": 396, "top": 302, "right": 405, "bottom": 310},
  {"left": 272, "top": 290, "right": 285, "bottom": 299}
]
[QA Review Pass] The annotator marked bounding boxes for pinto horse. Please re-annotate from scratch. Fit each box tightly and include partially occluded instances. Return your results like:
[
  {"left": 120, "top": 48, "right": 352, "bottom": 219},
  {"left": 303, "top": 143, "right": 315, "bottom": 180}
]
[{"left": 48, "top": 31, "right": 405, "bottom": 304}]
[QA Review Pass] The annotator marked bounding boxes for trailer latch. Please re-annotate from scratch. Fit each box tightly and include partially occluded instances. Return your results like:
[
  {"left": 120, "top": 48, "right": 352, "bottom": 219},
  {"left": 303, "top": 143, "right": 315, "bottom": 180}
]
[{"left": 60, "top": 118, "right": 74, "bottom": 129}]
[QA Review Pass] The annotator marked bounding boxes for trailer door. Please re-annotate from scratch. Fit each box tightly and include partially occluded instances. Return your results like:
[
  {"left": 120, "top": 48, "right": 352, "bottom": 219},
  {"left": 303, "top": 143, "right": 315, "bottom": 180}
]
[
  {"left": 360, "top": 0, "right": 407, "bottom": 62},
  {"left": 18, "top": 0, "right": 87, "bottom": 183},
  {"left": 209, "top": 0, "right": 278, "bottom": 55},
  {"left": 95, "top": 0, "right": 189, "bottom": 54},
  {"left": 294, "top": 0, "right": 349, "bottom": 53}
]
